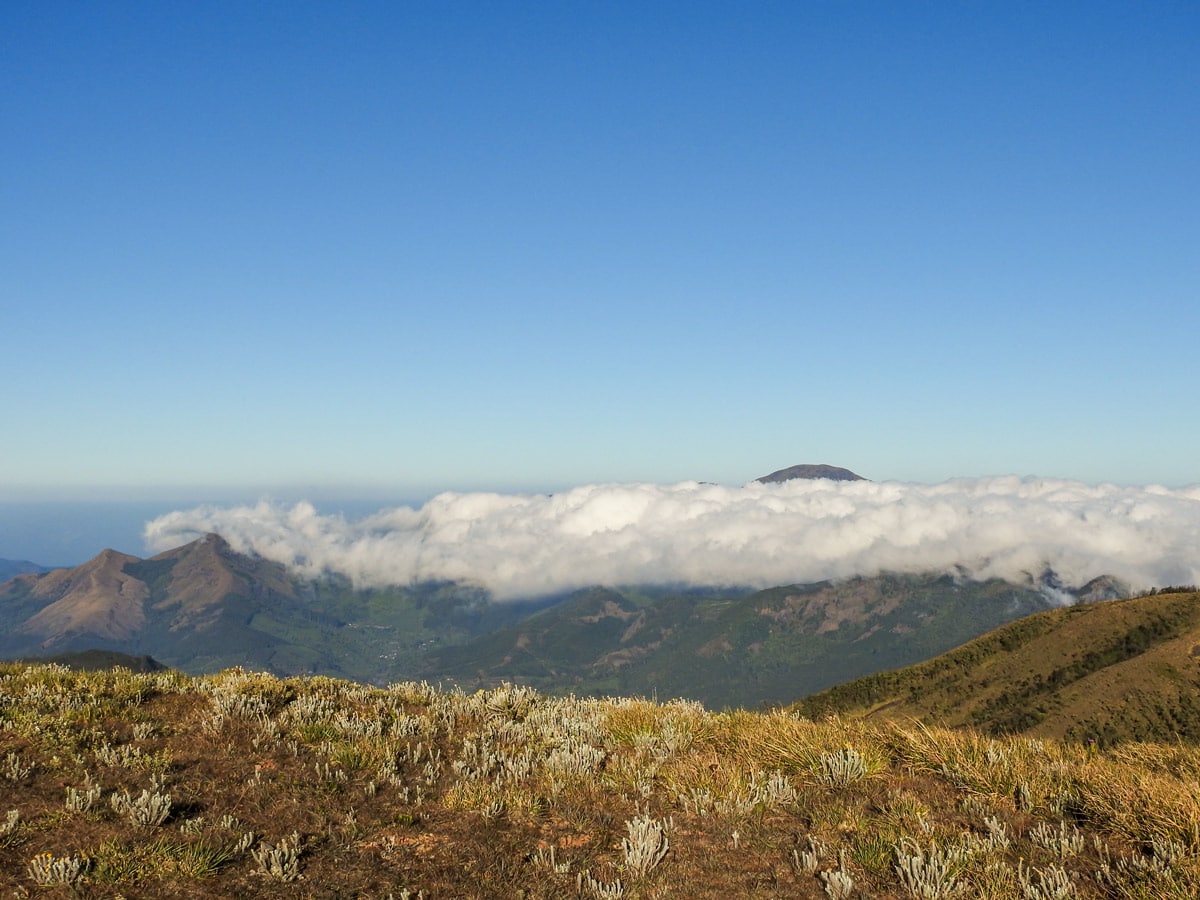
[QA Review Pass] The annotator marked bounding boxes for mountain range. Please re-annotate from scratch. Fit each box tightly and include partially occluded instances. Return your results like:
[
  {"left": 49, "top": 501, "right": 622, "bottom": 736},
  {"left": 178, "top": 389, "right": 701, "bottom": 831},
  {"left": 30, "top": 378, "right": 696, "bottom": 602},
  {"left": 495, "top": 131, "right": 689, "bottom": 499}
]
[
  {"left": 0, "top": 531, "right": 1125, "bottom": 708},
  {"left": 422, "top": 573, "right": 1125, "bottom": 707},
  {"left": 0, "top": 558, "right": 49, "bottom": 581},
  {"left": 0, "top": 533, "right": 544, "bottom": 684}
]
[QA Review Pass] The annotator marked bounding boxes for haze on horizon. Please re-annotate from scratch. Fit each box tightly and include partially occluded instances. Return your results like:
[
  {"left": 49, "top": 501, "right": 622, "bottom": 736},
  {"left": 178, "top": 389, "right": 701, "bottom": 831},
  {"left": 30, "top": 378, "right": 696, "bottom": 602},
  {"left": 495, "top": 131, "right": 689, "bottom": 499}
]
[{"left": 3, "top": 5, "right": 1197, "bottom": 539}]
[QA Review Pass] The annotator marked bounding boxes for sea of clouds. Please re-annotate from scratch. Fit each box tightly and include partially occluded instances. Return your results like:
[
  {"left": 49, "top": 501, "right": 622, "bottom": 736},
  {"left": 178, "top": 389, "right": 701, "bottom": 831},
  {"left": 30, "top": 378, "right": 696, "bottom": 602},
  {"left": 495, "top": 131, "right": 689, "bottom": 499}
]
[{"left": 142, "top": 477, "right": 1200, "bottom": 600}]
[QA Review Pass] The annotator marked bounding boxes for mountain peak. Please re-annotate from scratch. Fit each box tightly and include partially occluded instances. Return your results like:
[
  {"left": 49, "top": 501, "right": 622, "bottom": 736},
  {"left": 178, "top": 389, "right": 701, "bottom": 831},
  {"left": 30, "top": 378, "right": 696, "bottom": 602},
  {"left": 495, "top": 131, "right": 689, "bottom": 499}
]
[
  {"left": 756, "top": 464, "right": 866, "bottom": 484},
  {"left": 19, "top": 547, "right": 148, "bottom": 643},
  {"left": 3, "top": 533, "right": 300, "bottom": 659},
  {"left": 151, "top": 532, "right": 230, "bottom": 559},
  {"left": 29, "top": 548, "right": 141, "bottom": 598}
]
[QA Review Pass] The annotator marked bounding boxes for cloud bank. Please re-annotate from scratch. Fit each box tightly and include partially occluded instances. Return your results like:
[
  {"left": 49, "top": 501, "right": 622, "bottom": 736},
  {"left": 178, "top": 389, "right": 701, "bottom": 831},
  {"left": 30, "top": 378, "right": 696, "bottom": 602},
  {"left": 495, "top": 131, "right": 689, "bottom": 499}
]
[{"left": 142, "top": 477, "right": 1200, "bottom": 599}]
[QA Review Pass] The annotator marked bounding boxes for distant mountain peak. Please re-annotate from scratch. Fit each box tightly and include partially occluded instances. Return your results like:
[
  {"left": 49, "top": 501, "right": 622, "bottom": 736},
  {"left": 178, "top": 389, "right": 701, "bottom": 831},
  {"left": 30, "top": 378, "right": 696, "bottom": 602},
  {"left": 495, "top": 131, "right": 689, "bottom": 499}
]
[
  {"left": 20, "top": 547, "right": 148, "bottom": 642},
  {"left": 152, "top": 532, "right": 230, "bottom": 559},
  {"left": 756, "top": 464, "right": 866, "bottom": 484},
  {"left": 0, "top": 533, "right": 302, "bottom": 655}
]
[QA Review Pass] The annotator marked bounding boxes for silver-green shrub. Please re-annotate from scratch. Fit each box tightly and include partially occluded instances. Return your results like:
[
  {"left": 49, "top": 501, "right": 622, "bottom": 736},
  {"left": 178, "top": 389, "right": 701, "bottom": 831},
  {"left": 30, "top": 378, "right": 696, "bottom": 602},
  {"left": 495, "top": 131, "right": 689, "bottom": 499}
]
[
  {"left": 819, "top": 866, "right": 855, "bottom": 900},
  {"left": 1018, "top": 861, "right": 1077, "bottom": 900},
  {"left": 1, "top": 809, "right": 19, "bottom": 845},
  {"left": 1029, "top": 821, "right": 1085, "bottom": 859},
  {"left": 64, "top": 784, "right": 101, "bottom": 813},
  {"left": 893, "top": 839, "right": 964, "bottom": 898},
  {"left": 621, "top": 813, "right": 672, "bottom": 876},
  {"left": 577, "top": 871, "right": 625, "bottom": 898},
  {"left": 791, "top": 836, "right": 826, "bottom": 874},
  {"left": 818, "top": 746, "right": 869, "bottom": 786},
  {"left": 252, "top": 832, "right": 303, "bottom": 881},
  {"left": 27, "top": 852, "right": 88, "bottom": 886},
  {"left": 110, "top": 787, "right": 172, "bottom": 827},
  {"left": 3, "top": 752, "right": 32, "bottom": 781}
]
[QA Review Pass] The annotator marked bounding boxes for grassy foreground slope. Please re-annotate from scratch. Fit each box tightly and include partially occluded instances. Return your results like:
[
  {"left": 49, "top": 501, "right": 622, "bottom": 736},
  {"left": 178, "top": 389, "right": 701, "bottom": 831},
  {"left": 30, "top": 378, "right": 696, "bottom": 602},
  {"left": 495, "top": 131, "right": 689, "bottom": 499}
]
[
  {"left": 2, "top": 664, "right": 1200, "bottom": 897},
  {"left": 793, "top": 589, "right": 1200, "bottom": 745}
]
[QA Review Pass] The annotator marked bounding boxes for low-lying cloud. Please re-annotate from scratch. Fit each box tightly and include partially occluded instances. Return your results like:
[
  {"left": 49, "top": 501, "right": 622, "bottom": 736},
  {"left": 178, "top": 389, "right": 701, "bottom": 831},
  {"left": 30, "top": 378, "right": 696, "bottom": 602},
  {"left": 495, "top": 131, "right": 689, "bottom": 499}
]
[{"left": 142, "top": 477, "right": 1200, "bottom": 599}]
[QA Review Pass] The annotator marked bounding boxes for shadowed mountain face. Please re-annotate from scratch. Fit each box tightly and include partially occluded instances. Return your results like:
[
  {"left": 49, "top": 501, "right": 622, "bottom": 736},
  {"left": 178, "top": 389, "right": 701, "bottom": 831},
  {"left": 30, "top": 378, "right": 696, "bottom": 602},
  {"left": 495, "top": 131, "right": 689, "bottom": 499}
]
[
  {"left": 0, "top": 534, "right": 1126, "bottom": 709},
  {"left": 756, "top": 464, "right": 866, "bottom": 483},
  {"left": 2, "top": 649, "right": 167, "bottom": 672}
]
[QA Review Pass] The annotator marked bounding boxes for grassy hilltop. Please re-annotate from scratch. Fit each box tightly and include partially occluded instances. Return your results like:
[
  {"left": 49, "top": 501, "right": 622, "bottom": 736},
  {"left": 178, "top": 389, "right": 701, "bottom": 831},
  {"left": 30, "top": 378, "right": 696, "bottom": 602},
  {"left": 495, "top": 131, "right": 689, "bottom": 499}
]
[
  {"left": 2, "top": 663, "right": 1200, "bottom": 897},
  {"left": 792, "top": 589, "right": 1200, "bottom": 746}
]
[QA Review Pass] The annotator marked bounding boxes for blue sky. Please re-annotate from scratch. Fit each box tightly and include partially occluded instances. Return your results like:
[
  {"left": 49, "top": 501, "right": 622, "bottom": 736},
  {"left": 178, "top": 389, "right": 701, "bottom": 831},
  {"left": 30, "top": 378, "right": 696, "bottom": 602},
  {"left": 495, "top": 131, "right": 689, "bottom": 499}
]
[{"left": 4, "top": 1, "right": 1198, "bottom": 503}]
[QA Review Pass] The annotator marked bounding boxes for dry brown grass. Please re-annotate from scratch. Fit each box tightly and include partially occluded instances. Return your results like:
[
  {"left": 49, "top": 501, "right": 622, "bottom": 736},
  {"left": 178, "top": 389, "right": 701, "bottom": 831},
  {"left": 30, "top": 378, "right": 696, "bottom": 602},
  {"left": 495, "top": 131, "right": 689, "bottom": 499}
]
[{"left": 2, "top": 663, "right": 1200, "bottom": 897}]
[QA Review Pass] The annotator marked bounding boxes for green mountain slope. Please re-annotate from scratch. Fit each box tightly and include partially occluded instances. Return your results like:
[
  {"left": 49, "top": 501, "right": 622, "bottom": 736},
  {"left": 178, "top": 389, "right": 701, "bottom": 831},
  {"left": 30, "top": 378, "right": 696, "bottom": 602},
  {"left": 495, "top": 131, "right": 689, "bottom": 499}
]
[
  {"left": 426, "top": 574, "right": 1104, "bottom": 708},
  {"left": 791, "top": 588, "right": 1200, "bottom": 744}
]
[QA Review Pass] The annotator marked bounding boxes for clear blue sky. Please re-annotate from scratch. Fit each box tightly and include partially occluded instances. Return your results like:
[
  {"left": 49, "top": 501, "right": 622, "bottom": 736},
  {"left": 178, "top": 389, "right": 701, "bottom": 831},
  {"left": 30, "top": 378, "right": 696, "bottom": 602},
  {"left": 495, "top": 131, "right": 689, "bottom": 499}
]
[{"left": 4, "top": 1, "right": 1198, "bottom": 501}]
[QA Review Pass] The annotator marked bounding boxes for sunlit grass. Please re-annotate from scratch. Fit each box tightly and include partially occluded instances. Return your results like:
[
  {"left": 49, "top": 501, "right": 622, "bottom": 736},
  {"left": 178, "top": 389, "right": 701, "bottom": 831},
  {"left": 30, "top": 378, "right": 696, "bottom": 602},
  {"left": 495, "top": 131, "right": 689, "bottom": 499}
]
[{"left": 2, "top": 661, "right": 1200, "bottom": 896}]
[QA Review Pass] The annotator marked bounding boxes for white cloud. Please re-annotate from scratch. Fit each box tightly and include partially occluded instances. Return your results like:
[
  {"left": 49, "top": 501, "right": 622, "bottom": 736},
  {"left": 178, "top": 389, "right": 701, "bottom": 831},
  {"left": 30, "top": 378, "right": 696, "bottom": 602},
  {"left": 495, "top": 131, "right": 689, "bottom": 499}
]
[{"left": 142, "top": 477, "right": 1200, "bottom": 599}]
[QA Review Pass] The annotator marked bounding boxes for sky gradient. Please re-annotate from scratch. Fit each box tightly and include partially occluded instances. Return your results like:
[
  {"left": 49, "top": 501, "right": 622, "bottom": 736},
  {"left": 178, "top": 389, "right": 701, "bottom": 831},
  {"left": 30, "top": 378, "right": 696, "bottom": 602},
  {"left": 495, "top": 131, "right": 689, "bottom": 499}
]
[{"left": 4, "top": 2, "right": 1198, "bottom": 503}]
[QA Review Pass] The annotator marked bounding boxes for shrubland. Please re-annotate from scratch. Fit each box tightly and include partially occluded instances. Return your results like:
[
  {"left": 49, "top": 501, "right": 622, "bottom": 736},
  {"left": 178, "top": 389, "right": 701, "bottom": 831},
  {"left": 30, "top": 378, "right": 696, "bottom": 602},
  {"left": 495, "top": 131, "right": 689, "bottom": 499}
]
[{"left": 1, "top": 662, "right": 1199, "bottom": 897}]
